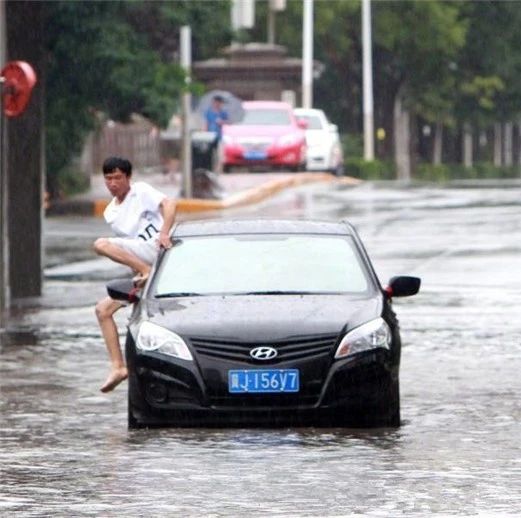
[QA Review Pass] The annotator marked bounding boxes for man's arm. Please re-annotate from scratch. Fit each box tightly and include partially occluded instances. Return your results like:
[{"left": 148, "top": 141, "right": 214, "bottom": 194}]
[{"left": 157, "top": 197, "right": 177, "bottom": 249}]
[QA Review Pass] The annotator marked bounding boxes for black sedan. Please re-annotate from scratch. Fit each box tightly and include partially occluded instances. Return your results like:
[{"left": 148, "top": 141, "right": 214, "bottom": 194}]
[{"left": 107, "top": 219, "right": 420, "bottom": 428}]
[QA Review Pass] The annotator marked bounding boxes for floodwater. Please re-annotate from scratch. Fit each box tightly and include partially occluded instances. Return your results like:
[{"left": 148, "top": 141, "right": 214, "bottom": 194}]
[{"left": 1, "top": 180, "right": 520, "bottom": 516}]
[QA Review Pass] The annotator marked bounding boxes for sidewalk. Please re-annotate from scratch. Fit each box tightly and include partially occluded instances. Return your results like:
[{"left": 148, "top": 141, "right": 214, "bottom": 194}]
[{"left": 47, "top": 171, "right": 361, "bottom": 217}]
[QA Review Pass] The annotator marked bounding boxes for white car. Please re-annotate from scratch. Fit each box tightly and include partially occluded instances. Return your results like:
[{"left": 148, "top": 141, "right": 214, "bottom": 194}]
[{"left": 294, "top": 108, "right": 344, "bottom": 175}]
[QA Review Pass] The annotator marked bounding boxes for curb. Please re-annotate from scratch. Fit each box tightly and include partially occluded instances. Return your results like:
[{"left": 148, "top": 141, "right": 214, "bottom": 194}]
[
  {"left": 176, "top": 172, "right": 358, "bottom": 213},
  {"left": 49, "top": 173, "right": 361, "bottom": 217}
]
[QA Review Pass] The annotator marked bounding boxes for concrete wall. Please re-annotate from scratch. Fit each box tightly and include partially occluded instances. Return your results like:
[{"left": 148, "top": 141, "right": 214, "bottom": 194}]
[{"left": 193, "top": 43, "right": 305, "bottom": 104}]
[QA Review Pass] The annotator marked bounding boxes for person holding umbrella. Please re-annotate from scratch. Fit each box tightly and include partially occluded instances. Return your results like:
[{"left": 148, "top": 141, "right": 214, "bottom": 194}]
[
  {"left": 203, "top": 94, "right": 229, "bottom": 143},
  {"left": 197, "top": 91, "right": 243, "bottom": 172}
]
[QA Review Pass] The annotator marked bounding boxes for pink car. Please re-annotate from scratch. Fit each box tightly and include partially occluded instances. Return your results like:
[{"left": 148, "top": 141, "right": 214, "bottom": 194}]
[{"left": 221, "top": 101, "right": 307, "bottom": 172}]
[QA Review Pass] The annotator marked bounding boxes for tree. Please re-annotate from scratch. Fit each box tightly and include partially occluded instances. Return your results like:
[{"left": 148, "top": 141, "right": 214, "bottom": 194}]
[
  {"left": 43, "top": 0, "right": 521, "bottom": 184},
  {"left": 372, "top": 1, "right": 467, "bottom": 173},
  {"left": 249, "top": 1, "right": 467, "bottom": 171},
  {"left": 44, "top": 0, "right": 232, "bottom": 196},
  {"left": 249, "top": 0, "right": 361, "bottom": 134},
  {"left": 454, "top": 1, "right": 521, "bottom": 166}
]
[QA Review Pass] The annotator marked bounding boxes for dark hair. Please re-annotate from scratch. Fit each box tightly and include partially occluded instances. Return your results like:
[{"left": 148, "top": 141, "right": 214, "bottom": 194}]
[
  {"left": 213, "top": 95, "right": 225, "bottom": 103},
  {"left": 102, "top": 156, "right": 132, "bottom": 176}
]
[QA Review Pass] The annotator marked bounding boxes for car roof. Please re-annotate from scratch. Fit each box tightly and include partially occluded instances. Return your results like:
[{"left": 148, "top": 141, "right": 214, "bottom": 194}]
[
  {"left": 294, "top": 108, "right": 328, "bottom": 121},
  {"left": 294, "top": 108, "right": 325, "bottom": 116},
  {"left": 173, "top": 218, "right": 355, "bottom": 238},
  {"left": 242, "top": 101, "right": 293, "bottom": 110}
]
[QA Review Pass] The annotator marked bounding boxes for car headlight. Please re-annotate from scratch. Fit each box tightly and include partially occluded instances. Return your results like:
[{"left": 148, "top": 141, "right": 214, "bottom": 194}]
[
  {"left": 278, "top": 133, "right": 301, "bottom": 146},
  {"left": 136, "top": 321, "right": 193, "bottom": 360},
  {"left": 334, "top": 318, "right": 391, "bottom": 359}
]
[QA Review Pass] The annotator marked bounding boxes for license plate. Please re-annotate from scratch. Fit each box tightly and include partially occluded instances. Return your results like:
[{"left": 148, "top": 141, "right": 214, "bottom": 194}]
[
  {"left": 243, "top": 150, "right": 267, "bottom": 160},
  {"left": 228, "top": 369, "right": 299, "bottom": 393}
]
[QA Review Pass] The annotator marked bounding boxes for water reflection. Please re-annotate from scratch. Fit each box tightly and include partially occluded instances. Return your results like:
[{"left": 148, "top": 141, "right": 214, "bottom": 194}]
[
  {"left": 126, "top": 426, "right": 404, "bottom": 451},
  {"left": 2, "top": 184, "right": 521, "bottom": 515},
  {"left": 0, "top": 328, "right": 40, "bottom": 347}
]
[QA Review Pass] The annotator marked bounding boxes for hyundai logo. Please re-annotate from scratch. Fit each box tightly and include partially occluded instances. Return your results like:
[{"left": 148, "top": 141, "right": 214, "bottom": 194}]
[{"left": 250, "top": 346, "right": 278, "bottom": 360}]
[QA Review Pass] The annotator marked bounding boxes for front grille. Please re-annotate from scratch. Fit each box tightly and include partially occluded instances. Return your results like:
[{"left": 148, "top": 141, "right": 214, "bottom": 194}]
[
  {"left": 209, "top": 393, "right": 318, "bottom": 408},
  {"left": 242, "top": 143, "right": 269, "bottom": 153},
  {"left": 189, "top": 334, "right": 338, "bottom": 363},
  {"left": 238, "top": 137, "right": 272, "bottom": 146}
]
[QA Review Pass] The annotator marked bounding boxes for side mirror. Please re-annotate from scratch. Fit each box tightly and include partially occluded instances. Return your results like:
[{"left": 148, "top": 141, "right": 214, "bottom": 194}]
[
  {"left": 297, "top": 118, "right": 308, "bottom": 129},
  {"left": 106, "top": 278, "right": 141, "bottom": 303},
  {"left": 384, "top": 276, "right": 421, "bottom": 298},
  {"left": 329, "top": 123, "right": 338, "bottom": 133}
]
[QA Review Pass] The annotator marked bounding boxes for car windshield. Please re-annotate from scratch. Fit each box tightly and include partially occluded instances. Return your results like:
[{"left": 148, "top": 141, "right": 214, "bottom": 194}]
[
  {"left": 297, "top": 114, "right": 324, "bottom": 130},
  {"left": 238, "top": 109, "right": 291, "bottom": 126},
  {"left": 152, "top": 234, "right": 371, "bottom": 297}
]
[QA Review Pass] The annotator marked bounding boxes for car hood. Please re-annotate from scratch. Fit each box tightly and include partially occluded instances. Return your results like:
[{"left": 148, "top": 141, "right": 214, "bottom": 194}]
[
  {"left": 141, "top": 294, "right": 382, "bottom": 342},
  {"left": 224, "top": 124, "right": 301, "bottom": 139}
]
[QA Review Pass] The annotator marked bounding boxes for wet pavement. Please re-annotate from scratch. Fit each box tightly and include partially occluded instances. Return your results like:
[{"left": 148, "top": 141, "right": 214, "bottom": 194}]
[{"left": 1, "top": 180, "right": 521, "bottom": 516}]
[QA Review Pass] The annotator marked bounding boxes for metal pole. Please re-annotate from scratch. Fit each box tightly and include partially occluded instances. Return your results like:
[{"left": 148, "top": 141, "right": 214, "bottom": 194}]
[
  {"left": 0, "top": 0, "right": 8, "bottom": 315},
  {"left": 180, "top": 26, "right": 192, "bottom": 198},
  {"left": 0, "top": 80, "right": 7, "bottom": 315},
  {"left": 302, "top": 0, "right": 313, "bottom": 108},
  {"left": 267, "top": 8, "right": 275, "bottom": 45},
  {"left": 362, "top": 0, "right": 374, "bottom": 160}
]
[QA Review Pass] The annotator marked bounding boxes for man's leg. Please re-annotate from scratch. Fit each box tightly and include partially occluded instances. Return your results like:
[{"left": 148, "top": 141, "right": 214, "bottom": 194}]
[
  {"left": 95, "top": 296, "right": 128, "bottom": 393},
  {"left": 93, "top": 237, "right": 151, "bottom": 279}
]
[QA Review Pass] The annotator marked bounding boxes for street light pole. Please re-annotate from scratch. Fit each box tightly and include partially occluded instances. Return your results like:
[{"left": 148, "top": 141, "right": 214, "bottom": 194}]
[
  {"left": 180, "top": 25, "right": 192, "bottom": 198},
  {"left": 362, "top": 0, "right": 374, "bottom": 160},
  {"left": 302, "top": 0, "right": 313, "bottom": 108},
  {"left": 267, "top": 7, "right": 275, "bottom": 44},
  {"left": 268, "top": 0, "right": 286, "bottom": 45}
]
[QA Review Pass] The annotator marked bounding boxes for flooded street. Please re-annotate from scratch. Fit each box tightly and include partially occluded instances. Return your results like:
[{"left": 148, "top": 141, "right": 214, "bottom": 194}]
[{"left": 1, "top": 181, "right": 521, "bottom": 516}]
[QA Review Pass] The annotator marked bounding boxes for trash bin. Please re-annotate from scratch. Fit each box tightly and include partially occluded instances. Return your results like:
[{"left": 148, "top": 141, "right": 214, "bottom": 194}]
[{"left": 191, "top": 130, "right": 218, "bottom": 171}]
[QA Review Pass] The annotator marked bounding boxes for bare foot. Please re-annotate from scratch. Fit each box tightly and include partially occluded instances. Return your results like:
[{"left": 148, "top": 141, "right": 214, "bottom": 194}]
[{"left": 100, "top": 367, "right": 128, "bottom": 393}]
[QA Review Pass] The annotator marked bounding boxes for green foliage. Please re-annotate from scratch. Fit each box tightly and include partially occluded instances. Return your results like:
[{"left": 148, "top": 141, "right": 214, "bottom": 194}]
[
  {"left": 344, "top": 158, "right": 396, "bottom": 181},
  {"left": 44, "top": 0, "right": 231, "bottom": 195},
  {"left": 346, "top": 160, "right": 519, "bottom": 183},
  {"left": 249, "top": 1, "right": 361, "bottom": 133},
  {"left": 455, "top": 1, "right": 521, "bottom": 126},
  {"left": 43, "top": 0, "right": 521, "bottom": 190},
  {"left": 54, "top": 164, "right": 90, "bottom": 197},
  {"left": 374, "top": 0, "right": 467, "bottom": 126},
  {"left": 472, "top": 162, "right": 519, "bottom": 179},
  {"left": 412, "top": 162, "right": 519, "bottom": 182},
  {"left": 459, "top": 76, "right": 504, "bottom": 112},
  {"left": 341, "top": 133, "right": 363, "bottom": 160},
  {"left": 415, "top": 163, "right": 452, "bottom": 182},
  {"left": 249, "top": 0, "right": 470, "bottom": 135}
]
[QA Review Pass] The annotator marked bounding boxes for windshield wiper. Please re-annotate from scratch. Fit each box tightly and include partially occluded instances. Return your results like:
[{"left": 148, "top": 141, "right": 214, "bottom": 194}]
[
  {"left": 238, "top": 291, "right": 314, "bottom": 295},
  {"left": 155, "top": 290, "right": 323, "bottom": 298},
  {"left": 155, "top": 292, "right": 203, "bottom": 298}
]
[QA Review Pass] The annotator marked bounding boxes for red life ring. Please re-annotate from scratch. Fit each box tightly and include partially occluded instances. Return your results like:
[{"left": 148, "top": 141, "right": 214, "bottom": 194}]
[{"left": 1, "top": 61, "right": 37, "bottom": 117}]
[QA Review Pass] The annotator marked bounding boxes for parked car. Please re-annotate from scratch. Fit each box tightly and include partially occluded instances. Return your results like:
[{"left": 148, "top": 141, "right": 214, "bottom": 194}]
[
  {"left": 107, "top": 219, "right": 420, "bottom": 429},
  {"left": 294, "top": 107, "right": 344, "bottom": 175},
  {"left": 221, "top": 101, "right": 307, "bottom": 172}
]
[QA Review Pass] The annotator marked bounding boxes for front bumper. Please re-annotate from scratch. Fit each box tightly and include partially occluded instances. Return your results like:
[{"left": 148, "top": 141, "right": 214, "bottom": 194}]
[
  {"left": 126, "top": 335, "right": 397, "bottom": 427},
  {"left": 305, "top": 150, "right": 330, "bottom": 170},
  {"left": 223, "top": 143, "right": 304, "bottom": 168}
]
